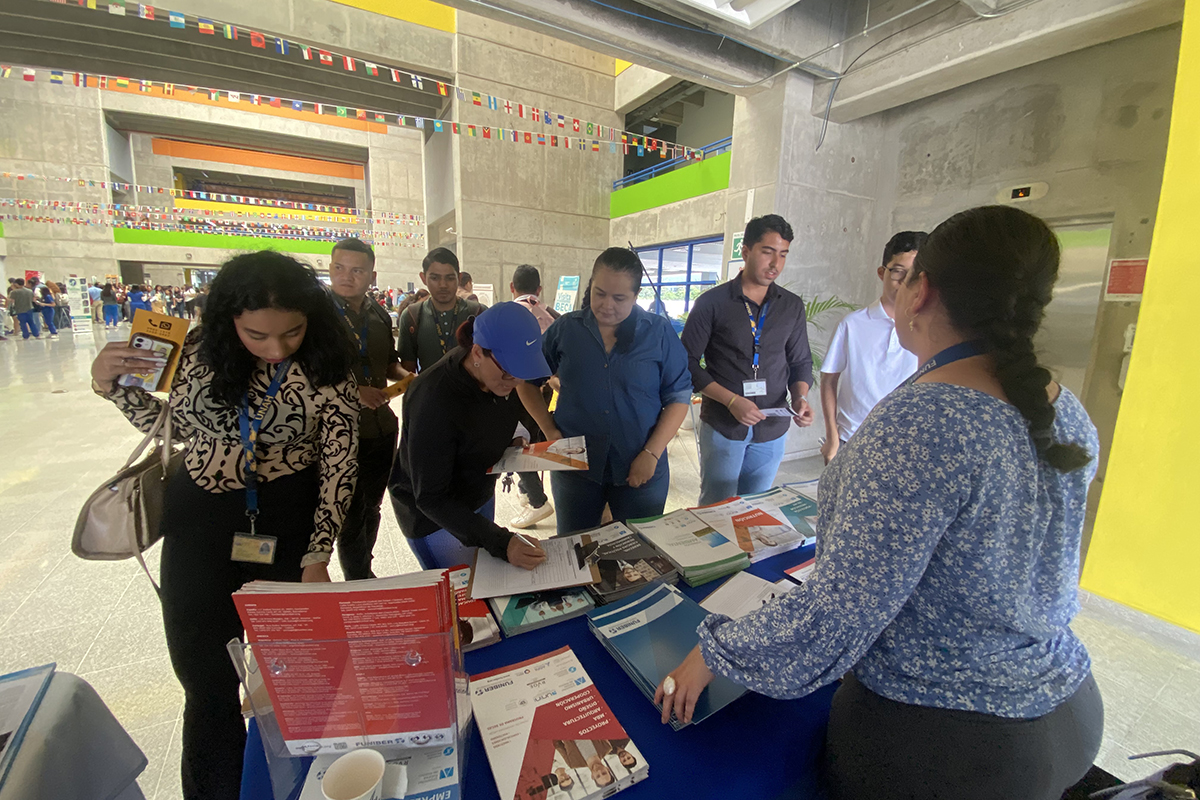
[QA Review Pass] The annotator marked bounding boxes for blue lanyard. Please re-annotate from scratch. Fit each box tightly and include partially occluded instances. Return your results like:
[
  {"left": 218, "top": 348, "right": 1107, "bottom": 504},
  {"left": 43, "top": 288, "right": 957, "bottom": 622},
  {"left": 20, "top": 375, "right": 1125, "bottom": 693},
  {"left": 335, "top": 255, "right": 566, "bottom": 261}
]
[
  {"left": 742, "top": 299, "right": 770, "bottom": 379},
  {"left": 239, "top": 359, "right": 291, "bottom": 532},
  {"left": 335, "top": 303, "right": 371, "bottom": 380},
  {"left": 902, "top": 340, "right": 986, "bottom": 387}
]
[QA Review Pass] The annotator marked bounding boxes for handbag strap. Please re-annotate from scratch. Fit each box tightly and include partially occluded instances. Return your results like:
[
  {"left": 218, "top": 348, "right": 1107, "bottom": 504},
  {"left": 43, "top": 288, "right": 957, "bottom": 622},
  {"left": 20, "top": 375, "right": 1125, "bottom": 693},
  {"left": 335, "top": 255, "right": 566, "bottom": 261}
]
[
  {"left": 131, "top": 398, "right": 174, "bottom": 597},
  {"left": 122, "top": 402, "right": 170, "bottom": 471},
  {"left": 129, "top": 521, "right": 161, "bottom": 596}
]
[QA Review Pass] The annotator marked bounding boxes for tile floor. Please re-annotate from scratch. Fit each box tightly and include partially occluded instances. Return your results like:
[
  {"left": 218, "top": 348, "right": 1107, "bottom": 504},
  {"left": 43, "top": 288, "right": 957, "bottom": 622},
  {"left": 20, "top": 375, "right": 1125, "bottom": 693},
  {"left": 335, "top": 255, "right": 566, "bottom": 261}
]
[{"left": 0, "top": 324, "right": 1196, "bottom": 799}]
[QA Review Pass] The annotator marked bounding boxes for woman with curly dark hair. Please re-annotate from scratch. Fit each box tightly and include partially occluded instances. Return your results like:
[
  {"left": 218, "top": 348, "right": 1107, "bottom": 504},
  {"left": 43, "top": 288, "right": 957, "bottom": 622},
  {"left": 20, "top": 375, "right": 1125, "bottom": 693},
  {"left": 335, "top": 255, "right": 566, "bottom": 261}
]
[{"left": 90, "top": 251, "right": 359, "bottom": 800}]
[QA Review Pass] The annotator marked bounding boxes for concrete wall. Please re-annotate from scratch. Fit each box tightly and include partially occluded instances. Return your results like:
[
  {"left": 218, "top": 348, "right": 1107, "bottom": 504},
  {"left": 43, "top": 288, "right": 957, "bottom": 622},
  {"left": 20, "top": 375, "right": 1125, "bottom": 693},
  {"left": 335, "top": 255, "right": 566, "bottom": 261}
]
[
  {"left": 365, "top": 127, "right": 426, "bottom": 288},
  {"left": 453, "top": 14, "right": 620, "bottom": 303},
  {"left": 675, "top": 91, "right": 735, "bottom": 149},
  {"left": 0, "top": 80, "right": 119, "bottom": 283},
  {"left": 872, "top": 24, "right": 1180, "bottom": 547},
  {"left": 610, "top": 190, "right": 726, "bottom": 249}
]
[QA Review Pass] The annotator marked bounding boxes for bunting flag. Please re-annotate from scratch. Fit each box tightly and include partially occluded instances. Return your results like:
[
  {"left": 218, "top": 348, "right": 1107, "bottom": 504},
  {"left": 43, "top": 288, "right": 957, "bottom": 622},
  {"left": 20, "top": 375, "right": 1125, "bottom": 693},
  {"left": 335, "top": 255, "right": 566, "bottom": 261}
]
[
  {"left": 364, "top": 62, "right": 378, "bottom": 76},
  {"left": 342, "top": 55, "right": 355, "bottom": 71},
  {"left": 168, "top": 10, "right": 183, "bottom": 28},
  {"left": 108, "top": 1, "right": 125, "bottom": 15},
  {"left": 300, "top": 45, "right": 312, "bottom": 60},
  {"left": 389, "top": 68, "right": 401, "bottom": 82},
  {"left": 318, "top": 50, "right": 333, "bottom": 65},
  {"left": 250, "top": 31, "right": 265, "bottom": 48},
  {"left": 138, "top": 4, "right": 153, "bottom": 20},
  {"left": 437, "top": 82, "right": 447, "bottom": 96},
  {"left": 223, "top": 23, "right": 237, "bottom": 39},
  {"left": 5, "top": 62, "right": 697, "bottom": 162},
  {"left": 275, "top": 37, "right": 289, "bottom": 55},
  {"left": 197, "top": 18, "right": 214, "bottom": 33}
]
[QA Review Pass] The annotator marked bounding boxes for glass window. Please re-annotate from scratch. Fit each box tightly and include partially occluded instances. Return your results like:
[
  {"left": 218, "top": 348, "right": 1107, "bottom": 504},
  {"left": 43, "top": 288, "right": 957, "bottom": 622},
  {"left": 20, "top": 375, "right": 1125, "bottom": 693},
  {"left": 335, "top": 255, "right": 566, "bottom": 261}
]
[{"left": 634, "top": 236, "right": 724, "bottom": 316}]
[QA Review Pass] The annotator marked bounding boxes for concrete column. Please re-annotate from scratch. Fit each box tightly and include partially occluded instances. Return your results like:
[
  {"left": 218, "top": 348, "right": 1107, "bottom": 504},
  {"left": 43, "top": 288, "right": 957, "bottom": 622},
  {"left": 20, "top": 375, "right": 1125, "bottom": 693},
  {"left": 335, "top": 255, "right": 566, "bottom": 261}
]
[
  {"left": 365, "top": 127, "right": 426, "bottom": 290},
  {"left": 0, "top": 79, "right": 118, "bottom": 283},
  {"left": 452, "top": 13, "right": 620, "bottom": 304}
]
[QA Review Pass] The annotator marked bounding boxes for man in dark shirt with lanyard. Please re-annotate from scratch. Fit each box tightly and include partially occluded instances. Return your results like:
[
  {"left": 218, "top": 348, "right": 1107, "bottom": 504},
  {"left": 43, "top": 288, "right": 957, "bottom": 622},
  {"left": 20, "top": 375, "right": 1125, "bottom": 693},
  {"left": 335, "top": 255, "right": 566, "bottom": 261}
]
[
  {"left": 329, "top": 238, "right": 410, "bottom": 579},
  {"left": 681, "top": 215, "right": 815, "bottom": 505},
  {"left": 398, "top": 248, "right": 485, "bottom": 373}
]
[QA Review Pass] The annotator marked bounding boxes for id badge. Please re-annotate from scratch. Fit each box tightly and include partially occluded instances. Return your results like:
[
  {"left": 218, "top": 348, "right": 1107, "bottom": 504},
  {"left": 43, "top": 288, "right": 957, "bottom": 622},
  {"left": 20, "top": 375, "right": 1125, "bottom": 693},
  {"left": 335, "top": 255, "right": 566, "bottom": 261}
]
[
  {"left": 743, "top": 380, "right": 767, "bottom": 397},
  {"left": 231, "top": 533, "right": 277, "bottom": 564}
]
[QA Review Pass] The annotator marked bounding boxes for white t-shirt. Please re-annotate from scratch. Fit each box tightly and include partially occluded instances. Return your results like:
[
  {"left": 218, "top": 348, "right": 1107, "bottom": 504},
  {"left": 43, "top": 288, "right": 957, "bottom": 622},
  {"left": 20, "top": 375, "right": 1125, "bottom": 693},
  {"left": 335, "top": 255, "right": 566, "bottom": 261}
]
[{"left": 822, "top": 300, "right": 918, "bottom": 442}]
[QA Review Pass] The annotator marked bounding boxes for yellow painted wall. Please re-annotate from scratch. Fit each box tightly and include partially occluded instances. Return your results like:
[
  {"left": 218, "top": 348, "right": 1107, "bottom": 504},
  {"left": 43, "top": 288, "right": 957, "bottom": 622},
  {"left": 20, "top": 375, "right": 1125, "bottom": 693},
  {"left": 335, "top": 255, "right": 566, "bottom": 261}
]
[
  {"left": 328, "top": 0, "right": 456, "bottom": 32},
  {"left": 615, "top": 59, "right": 633, "bottom": 76},
  {"left": 1080, "top": 0, "right": 1200, "bottom": 633}
]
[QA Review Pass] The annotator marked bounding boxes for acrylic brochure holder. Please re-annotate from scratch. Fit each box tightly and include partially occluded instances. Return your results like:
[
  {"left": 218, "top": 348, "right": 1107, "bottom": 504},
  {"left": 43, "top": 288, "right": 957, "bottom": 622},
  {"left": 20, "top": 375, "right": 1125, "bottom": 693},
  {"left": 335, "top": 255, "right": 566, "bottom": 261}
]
[{"left": 229, "top": 631, "right": 472, "bottom": 800}]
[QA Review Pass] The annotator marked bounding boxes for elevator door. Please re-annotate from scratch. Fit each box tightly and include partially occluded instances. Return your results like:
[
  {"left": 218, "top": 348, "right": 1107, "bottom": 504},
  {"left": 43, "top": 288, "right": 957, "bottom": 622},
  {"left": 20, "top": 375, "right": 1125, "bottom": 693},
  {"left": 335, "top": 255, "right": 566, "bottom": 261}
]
[{"left": 1038, "top": 223, "right": 1112, "bottom": 399}]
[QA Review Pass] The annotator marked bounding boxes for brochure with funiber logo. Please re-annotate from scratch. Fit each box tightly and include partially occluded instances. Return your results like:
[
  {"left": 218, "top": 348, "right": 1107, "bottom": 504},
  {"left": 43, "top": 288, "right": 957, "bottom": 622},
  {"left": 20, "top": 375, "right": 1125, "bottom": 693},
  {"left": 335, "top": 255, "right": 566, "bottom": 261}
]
[{"left": 471, "top": 646, "right": 648, "bottom": 800}]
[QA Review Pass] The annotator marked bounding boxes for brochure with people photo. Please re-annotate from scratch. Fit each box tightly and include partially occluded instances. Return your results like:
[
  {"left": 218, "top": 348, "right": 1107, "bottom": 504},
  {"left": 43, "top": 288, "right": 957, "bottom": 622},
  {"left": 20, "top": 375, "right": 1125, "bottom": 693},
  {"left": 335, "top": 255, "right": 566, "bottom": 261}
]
[
  {"left": 487, "top": 436, "right": 589, "bottom": 474},
  {"left": 569, "top": 522, "right": 679, "bottom": 605},
  {"left": 471, "top": 646, "right": 649, "bottom": 800},
  {"left": 628, "top": 508, "right": 749, "bottom": 587},
  {"left": 486, "top": 587, "right": 595, "bottom": 637},
  {"left": 448, "top": 564, "right": 501, "bottom": 652}
]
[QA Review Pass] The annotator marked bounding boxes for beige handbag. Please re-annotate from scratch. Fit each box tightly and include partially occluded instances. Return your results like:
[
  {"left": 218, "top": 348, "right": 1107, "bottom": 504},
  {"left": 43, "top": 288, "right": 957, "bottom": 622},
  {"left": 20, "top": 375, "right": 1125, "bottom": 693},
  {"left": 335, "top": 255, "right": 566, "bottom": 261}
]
[{"left": 72, "top": 401, "right": 184, "bottom": 590}]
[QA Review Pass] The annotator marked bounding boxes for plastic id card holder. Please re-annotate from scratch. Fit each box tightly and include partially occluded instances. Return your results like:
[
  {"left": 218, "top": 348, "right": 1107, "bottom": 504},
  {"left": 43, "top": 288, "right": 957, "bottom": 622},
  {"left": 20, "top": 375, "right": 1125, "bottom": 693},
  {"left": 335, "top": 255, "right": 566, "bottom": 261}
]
[
  {"left": 231, "top": 533, "right": 277, "bottom": 564},
  {"left": 743, "top": 380, "right": 767, "bottom": 397}
]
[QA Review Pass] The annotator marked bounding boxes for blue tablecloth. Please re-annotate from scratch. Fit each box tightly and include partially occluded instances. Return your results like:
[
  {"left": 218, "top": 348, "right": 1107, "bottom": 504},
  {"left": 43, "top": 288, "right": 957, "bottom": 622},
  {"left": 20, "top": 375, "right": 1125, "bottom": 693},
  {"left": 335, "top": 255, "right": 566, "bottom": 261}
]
[{"left": 241, "top": 545, "right": 835, "bottom": 800}]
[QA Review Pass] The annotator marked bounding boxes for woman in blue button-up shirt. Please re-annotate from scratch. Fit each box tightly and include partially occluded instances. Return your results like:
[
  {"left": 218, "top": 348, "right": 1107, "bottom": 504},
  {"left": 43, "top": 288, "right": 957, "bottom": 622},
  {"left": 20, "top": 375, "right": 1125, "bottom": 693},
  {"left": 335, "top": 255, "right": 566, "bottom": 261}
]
[
  {"left": 521, "top": 248, "right": 692, "bottom": 534},
  {"left": 656, "top": 206, "right": 1105, "bottom": 800}
]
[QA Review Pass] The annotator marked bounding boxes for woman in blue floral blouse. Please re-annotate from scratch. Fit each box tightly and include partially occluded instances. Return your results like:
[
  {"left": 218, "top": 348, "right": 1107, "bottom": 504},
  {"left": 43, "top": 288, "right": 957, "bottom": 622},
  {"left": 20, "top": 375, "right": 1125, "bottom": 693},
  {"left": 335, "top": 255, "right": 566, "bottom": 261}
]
[{"left": 657, "top": 206, "right": 1104, "bottom": 800}]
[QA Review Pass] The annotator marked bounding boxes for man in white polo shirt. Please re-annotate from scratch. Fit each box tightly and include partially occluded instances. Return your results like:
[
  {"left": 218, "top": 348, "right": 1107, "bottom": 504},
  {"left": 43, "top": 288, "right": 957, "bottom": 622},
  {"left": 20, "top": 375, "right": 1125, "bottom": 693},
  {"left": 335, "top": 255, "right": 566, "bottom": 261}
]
[{"left": 819, "top": 231, "right": 926, "bottom": 464}]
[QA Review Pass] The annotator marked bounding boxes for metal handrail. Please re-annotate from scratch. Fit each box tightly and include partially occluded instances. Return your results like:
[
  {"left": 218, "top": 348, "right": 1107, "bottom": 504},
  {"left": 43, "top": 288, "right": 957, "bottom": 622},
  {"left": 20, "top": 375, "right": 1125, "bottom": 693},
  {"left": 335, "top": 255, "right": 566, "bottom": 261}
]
[{"left": 613, "top": 135, "right": 733, "bottom": 191}]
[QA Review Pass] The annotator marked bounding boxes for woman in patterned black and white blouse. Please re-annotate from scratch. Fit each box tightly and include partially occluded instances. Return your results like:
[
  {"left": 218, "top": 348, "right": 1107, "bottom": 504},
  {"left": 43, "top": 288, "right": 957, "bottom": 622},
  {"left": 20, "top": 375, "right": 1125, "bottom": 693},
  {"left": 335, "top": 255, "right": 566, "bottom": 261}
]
[
  {"left": 657, "top": 206, "right": 1104, "bottom": 800},
  {"left": 91, "top": 252, "right": 359, "bottom": 800}
]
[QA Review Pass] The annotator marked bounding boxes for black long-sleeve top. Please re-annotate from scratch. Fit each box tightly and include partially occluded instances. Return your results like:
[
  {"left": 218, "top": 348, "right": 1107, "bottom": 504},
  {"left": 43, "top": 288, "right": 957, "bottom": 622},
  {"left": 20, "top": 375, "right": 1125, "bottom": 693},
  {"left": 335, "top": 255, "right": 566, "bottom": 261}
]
[{"left": 388, "top": 346, "right": 521, "bottom": 560}]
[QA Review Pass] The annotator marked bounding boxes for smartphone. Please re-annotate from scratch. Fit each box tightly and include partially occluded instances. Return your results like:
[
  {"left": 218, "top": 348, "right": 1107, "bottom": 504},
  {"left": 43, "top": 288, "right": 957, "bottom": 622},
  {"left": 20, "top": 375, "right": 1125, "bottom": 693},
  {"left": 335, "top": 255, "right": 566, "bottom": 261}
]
[{"left": 118, "top": 334, "right": 174, "bottom": 390}]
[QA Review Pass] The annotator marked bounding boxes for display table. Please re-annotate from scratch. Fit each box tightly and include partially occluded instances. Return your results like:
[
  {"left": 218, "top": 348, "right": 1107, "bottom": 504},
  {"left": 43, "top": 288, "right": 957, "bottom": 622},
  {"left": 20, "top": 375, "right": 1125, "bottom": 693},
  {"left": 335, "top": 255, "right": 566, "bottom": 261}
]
[
  {"left": 0, "top": 672, "right": 148, "bottom": 800},
  {"left": 240, "top": 545, "right": 835, "bottom": 800}
]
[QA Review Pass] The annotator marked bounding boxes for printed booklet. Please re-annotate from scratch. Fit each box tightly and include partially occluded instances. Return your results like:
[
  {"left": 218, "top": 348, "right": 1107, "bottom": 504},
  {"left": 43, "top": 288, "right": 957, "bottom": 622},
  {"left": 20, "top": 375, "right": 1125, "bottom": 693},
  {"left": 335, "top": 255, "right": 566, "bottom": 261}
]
[
  {"left": 487, "top": 436, "right": 589, "bottom": 474},
  {"left": 628, "top": 509, "right": 749, "bottom": 586},
  {"left": 586, "top": 584, "right": 747, "bottom": 729},
  {"left": 449, "top": 565, "right": 501, "bottom": 652},
  {"left": 472, "top": 646, "right": 648, "bottom": 800},
  {"left": 571, "top": 522, "right": 679, "bottom": 605},
  {"left": 487, "top": 588, "right": 595, "bottom": 637},
  {"left": 233, "top": 572, "right": 461, "bottom": 755}
]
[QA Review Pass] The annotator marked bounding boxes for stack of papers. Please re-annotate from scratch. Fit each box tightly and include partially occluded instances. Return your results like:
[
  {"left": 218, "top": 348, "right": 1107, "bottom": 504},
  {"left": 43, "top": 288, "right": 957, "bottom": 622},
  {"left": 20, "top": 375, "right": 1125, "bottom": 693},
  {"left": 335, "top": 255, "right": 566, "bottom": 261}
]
[
  {"left": 486, "top": 588, "right": 595, "bottom": 637},
  {"left": 472, "top": 646, "right": 648, "bottom": 800},
  {"left": 586, "top": 584, "right": 747, "bottom": 729},
  {"left": 233, "top": 571, "right": 461, "bottom": 755},
  {"left": 487, "top": 436, "right": 589, "bottom": 474},
  {"left": 448, "top": 565, "right": 500, "bottom": 652},
  {"left": 700, "top": 571, "right": 797, "bottom": 619},
  {"left": 690, "top": 494, "right": 801, "bottom": 564},
  {"left": 469, "top": 535, "right": 598, "bottom": 600},
  {"left": 628, "top": 509, "right": 749, "bottom": 586},
  {"left": 573, "top": 522, "right": 679, "bottom": 605}
]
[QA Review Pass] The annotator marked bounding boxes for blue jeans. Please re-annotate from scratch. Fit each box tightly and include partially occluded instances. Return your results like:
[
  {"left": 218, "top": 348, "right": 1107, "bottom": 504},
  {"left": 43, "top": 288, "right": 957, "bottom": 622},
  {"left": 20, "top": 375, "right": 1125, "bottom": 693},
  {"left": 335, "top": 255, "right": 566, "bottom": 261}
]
[
  {"left": 103, "top": 305, "right": 120, "bottom": 326},
  {"left": 550, "top": 465, "right": 671, "bottom": 535},
  {"left": 16, "top": 311, "right": 39, "bottom": 339},
  {"left": 697, "top": 420, "right": 788, "bottom": 505},
  {"left": 40, "top": 307, "right": 58, "bottom": 335},
  {"left": 403, "top": 498, "right": 495, "bottom": 570}
]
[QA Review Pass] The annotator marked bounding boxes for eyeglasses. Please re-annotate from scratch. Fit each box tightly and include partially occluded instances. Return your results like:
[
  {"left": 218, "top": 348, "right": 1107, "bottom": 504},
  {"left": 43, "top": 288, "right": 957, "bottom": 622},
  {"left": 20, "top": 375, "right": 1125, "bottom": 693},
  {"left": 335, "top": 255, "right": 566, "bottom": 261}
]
[
  {"left": 484, "top": 350, "right": 513, "bottom": 380},
  {"left": 886, "top": 267, "right": 910, "bottom": 281}
]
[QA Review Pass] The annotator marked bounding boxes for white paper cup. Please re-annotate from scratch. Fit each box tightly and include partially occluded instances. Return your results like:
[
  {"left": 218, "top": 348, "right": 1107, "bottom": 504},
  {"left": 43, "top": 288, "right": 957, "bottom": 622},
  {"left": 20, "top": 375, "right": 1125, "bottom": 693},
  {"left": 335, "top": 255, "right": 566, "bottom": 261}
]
[{"left": 321, "top": 749, "right": 386, "bottom": 800}]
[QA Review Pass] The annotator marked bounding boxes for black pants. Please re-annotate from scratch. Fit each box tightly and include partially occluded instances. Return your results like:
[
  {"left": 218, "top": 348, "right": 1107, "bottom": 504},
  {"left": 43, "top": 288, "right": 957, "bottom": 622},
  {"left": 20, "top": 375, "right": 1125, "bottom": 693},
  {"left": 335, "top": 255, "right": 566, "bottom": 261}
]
[
  {"left": 336, "top": 430, "right": 397, "bottom": 580},
  {"left": 823, "top": 672, "right": 1103, "bottom": 800},
  {"left": 517, "top": 471, "right": 549, "bottom": 507},
  {"left": 160, "top": 467, "right": 320, "bottom": 800}
]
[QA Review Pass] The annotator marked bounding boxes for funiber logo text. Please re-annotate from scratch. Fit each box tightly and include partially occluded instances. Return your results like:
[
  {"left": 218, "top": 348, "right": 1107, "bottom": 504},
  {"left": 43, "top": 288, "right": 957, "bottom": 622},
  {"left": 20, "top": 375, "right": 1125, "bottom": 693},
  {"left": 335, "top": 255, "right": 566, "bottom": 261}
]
[{"left": 477, "top": 680, "right": 514, "bottom": 695}]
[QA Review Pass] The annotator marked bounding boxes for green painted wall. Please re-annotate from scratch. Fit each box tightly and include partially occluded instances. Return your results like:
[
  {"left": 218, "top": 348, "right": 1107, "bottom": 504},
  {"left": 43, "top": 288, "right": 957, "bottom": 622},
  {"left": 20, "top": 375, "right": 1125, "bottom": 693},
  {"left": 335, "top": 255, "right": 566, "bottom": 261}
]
[
  {"left": 610, "top": 152, "right": 732, "bottom": 218},
  {"left": 113, "top": 228, "right": 335, "bottom": 255}
]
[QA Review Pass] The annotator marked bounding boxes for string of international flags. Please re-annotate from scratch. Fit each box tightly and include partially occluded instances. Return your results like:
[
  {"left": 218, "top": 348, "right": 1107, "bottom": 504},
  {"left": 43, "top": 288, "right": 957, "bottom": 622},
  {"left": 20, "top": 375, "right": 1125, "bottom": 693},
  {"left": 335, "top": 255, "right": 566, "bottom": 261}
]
[
  {"left": 31, "top": 0, "right": 708, "bottom": 161},
  {"left": 0, "top": 171, "right": 424, "bottom": 223}
]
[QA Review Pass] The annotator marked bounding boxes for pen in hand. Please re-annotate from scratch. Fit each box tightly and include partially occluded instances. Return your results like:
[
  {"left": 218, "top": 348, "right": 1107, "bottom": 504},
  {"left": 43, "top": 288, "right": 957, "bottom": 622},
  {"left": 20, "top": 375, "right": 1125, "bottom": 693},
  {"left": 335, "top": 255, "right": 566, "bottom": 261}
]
[{"left": 507, "top": 532, "right": 548, "bottom": 571}]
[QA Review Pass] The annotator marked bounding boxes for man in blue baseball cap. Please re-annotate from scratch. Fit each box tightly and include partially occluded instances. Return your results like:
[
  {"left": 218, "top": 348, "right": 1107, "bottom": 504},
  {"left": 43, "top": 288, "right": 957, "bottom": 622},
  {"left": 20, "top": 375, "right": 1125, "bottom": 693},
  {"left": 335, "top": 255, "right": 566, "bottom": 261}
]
[{"left": 389, "top": 302, "right": 554, "bottom": 571}]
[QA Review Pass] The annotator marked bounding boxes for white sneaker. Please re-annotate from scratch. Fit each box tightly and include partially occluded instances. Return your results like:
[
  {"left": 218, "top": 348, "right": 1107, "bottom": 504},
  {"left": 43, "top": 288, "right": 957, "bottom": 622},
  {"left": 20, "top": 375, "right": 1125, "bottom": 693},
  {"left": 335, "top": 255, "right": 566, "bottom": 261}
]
[{"left": 510, "top": 501, "right": 554, "bottom": 529}]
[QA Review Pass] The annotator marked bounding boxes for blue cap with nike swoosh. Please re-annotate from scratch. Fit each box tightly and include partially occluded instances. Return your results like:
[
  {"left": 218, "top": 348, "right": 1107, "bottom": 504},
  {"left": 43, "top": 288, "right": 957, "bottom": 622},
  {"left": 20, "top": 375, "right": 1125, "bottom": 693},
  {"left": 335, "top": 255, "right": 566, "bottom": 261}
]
[{"left": 472, "top": 301, "right": 552, "bottom": 380}]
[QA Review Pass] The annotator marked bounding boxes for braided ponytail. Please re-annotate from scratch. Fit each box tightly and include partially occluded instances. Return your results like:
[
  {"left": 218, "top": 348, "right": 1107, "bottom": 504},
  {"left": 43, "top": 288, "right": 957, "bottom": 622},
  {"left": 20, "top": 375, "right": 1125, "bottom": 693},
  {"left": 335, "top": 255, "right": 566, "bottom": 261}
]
[{"left": 912, "top": 206, "right": 1092, "bottom": 472}]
